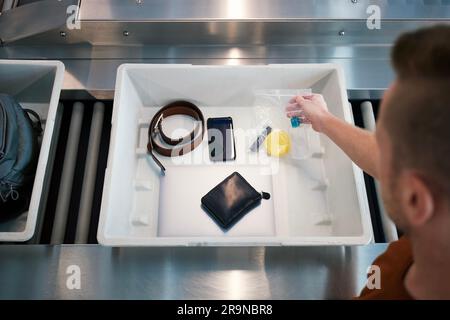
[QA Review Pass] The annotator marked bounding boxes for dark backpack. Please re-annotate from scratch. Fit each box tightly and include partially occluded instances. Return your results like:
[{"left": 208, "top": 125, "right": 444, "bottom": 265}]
[{"left": 0, "top": 93, "right": 42, "bottom": 219}]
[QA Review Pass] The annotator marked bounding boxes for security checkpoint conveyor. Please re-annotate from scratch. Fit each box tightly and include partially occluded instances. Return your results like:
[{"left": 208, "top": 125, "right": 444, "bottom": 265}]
[{"left": 0, "top": 0, "right": 449, "bottom": 299}]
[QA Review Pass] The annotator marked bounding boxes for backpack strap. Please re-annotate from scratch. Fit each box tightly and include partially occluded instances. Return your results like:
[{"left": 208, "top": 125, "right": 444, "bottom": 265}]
[{"left": 23, "top": 109, "right": 43, "bottom": 135}]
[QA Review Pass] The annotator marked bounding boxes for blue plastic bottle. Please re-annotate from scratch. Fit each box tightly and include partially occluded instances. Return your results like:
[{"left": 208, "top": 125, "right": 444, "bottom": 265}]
[{"left": 290, "top": 116, "right": 301, "bottom": 128}]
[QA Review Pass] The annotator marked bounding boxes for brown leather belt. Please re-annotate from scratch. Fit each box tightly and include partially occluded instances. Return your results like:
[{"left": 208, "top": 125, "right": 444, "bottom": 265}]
[{"left": 147, "top": 100, "right": 205, "bottom": 174}]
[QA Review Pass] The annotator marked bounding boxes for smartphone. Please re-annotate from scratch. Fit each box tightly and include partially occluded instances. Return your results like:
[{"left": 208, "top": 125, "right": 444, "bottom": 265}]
[{"left": 207, "top": 117, "right": 236, "bottom": 162}]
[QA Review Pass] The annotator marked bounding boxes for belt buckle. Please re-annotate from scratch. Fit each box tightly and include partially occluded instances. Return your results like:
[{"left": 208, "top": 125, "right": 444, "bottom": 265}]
[{"left": 152, "top": 114, "right": 164, "bottom": 137}]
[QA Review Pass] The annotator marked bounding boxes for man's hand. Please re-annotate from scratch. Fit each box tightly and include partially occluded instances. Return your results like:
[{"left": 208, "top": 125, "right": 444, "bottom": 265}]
[
  {"left": 285, "top": 93, "right": 380, "bottom": 179},
  {"left": 285, "top": 94, "right": 332, "bottom": 132}
]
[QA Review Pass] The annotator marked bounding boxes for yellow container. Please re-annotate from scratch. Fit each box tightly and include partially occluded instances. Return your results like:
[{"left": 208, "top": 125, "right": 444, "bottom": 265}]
[{"left": 264, "top": 129, "right": 291, "bottom": 157}]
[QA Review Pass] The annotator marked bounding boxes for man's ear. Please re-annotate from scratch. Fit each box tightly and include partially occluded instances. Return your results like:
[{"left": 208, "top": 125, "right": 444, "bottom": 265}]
[{"left": 400, "top": 171, "right": 435, "bottom": 227}]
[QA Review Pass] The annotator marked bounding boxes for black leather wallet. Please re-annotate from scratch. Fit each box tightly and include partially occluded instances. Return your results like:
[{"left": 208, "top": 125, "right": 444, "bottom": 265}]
[{"left": 201, "top": 172, "right": 270, "bottom": 230}]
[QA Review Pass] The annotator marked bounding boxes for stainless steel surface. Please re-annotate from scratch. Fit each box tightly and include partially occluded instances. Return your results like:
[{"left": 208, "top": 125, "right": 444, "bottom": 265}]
[
  {"left": 75, "top": 102, "right": 104, "bottom": 244},
  {"left": 79, "top": 0, "right": 450, "bottom": 21},
  {"left": 360, "top": 101, "right": 398, "bottom": 242},
  {"left": 1, "top": 1, "right": 449, "bottom": 98},
  {"left": 31, "top": 102, "right": 65, "bottom": 244},
  {"left": 0, "top": 0, "right": 443, "bottom": 299},
  {"left": 0, "top": 244, "right": 388, "bottom": 299},
  {"left": 1, "top": 0, "right": 17, "bottom": 13},
  {"left": 0, "top": 45, "right": 396, "bottom": 99},
  {"left": 7, "top": 19, "right": 449, "bottom": 47},
  {"left": 0, "top": 0, "right": 78, "bottom": 44},
  {"left": 54, "top": 58, "right": 392, "bottom": 100},
  {"left": 0, "top": 44, "right": 393, "bottom": 60},
  {"left": 51, "top": 102, "right": 84, "bottom": 244}
]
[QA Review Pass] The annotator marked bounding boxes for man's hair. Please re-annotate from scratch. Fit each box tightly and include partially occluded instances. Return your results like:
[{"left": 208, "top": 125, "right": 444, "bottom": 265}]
[
  {"left": 392, "top": 24, "right": 450, "bottom": 79},
  {"left": 382, "top": 79, "right": 450, "bottom": 199},
  {"left": 383, "top": 24, "right": 450, "bottom": 200}
]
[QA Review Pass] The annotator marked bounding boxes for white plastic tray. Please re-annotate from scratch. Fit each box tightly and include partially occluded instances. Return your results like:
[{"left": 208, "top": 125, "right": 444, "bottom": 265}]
[
  {"left": 0, "top": 60, "right": 65, "bottom": 242},
  {"left": 98, "top": 64, "right": 373, "bottom": 246}
]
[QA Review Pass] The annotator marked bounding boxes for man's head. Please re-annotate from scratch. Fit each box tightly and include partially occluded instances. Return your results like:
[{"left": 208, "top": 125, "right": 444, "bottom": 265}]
[
  {"left": 377, "top": 80, "right": 450, "bottom": 232},
  {"left": 391, "top": 24, "right": 450, "bottom": 79},
  {"left": 376, "top": 25, "right": 450, "bottom": 234}
]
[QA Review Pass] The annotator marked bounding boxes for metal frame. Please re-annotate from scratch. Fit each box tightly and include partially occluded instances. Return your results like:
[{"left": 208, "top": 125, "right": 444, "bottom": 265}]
[
  {"left": 78, "top": 0, "right": 450, "bottom": 21},
  {"left": 1, "top": 0, "right": 448, "bottom": 299},
  {"left": 0, "top": 244, "right": 388, "bottom": 299},
  {"left": 0, "top": 0, "right": 449, "bottom": 98}
]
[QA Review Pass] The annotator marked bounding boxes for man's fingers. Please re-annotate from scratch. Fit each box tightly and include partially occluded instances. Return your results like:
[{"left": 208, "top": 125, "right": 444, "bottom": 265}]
[
  {"left": 287, "top": 114, "right": 311, "bottom": 123},
  {"left": 290, "top": 95, "right": 307, "bottom": 104},
  {"left": 295, "top": 95, "right": 307, "bottom": 104},
  {"left": 310, "top": 93, "right": 325, "bottom": 103},
  {"left": 289, "top": 94, "right": 316, "bottom": 105},
  {"left": 286, "top": 110, "right": 305, "bottom": 118},
  {"left": 289, "top": 96, "right": 298, "bottom": 104},
  {"left": 285, "top": 103, "right": 302, "bottom": 112}
]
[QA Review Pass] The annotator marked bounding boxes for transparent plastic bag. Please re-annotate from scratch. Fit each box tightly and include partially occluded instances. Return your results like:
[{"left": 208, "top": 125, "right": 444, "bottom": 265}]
[
  {"left": 252, "top": 89, "right": 331, "bottom": 225},
  {"left": 253, "top": 89, "right": 322, "bottom": 160}
]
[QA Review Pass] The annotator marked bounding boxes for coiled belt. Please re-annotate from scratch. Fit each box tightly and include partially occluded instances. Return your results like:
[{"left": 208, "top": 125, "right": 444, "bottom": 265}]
[{"left": 147, "top": 100, "right": 205, "bottom": 174}]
